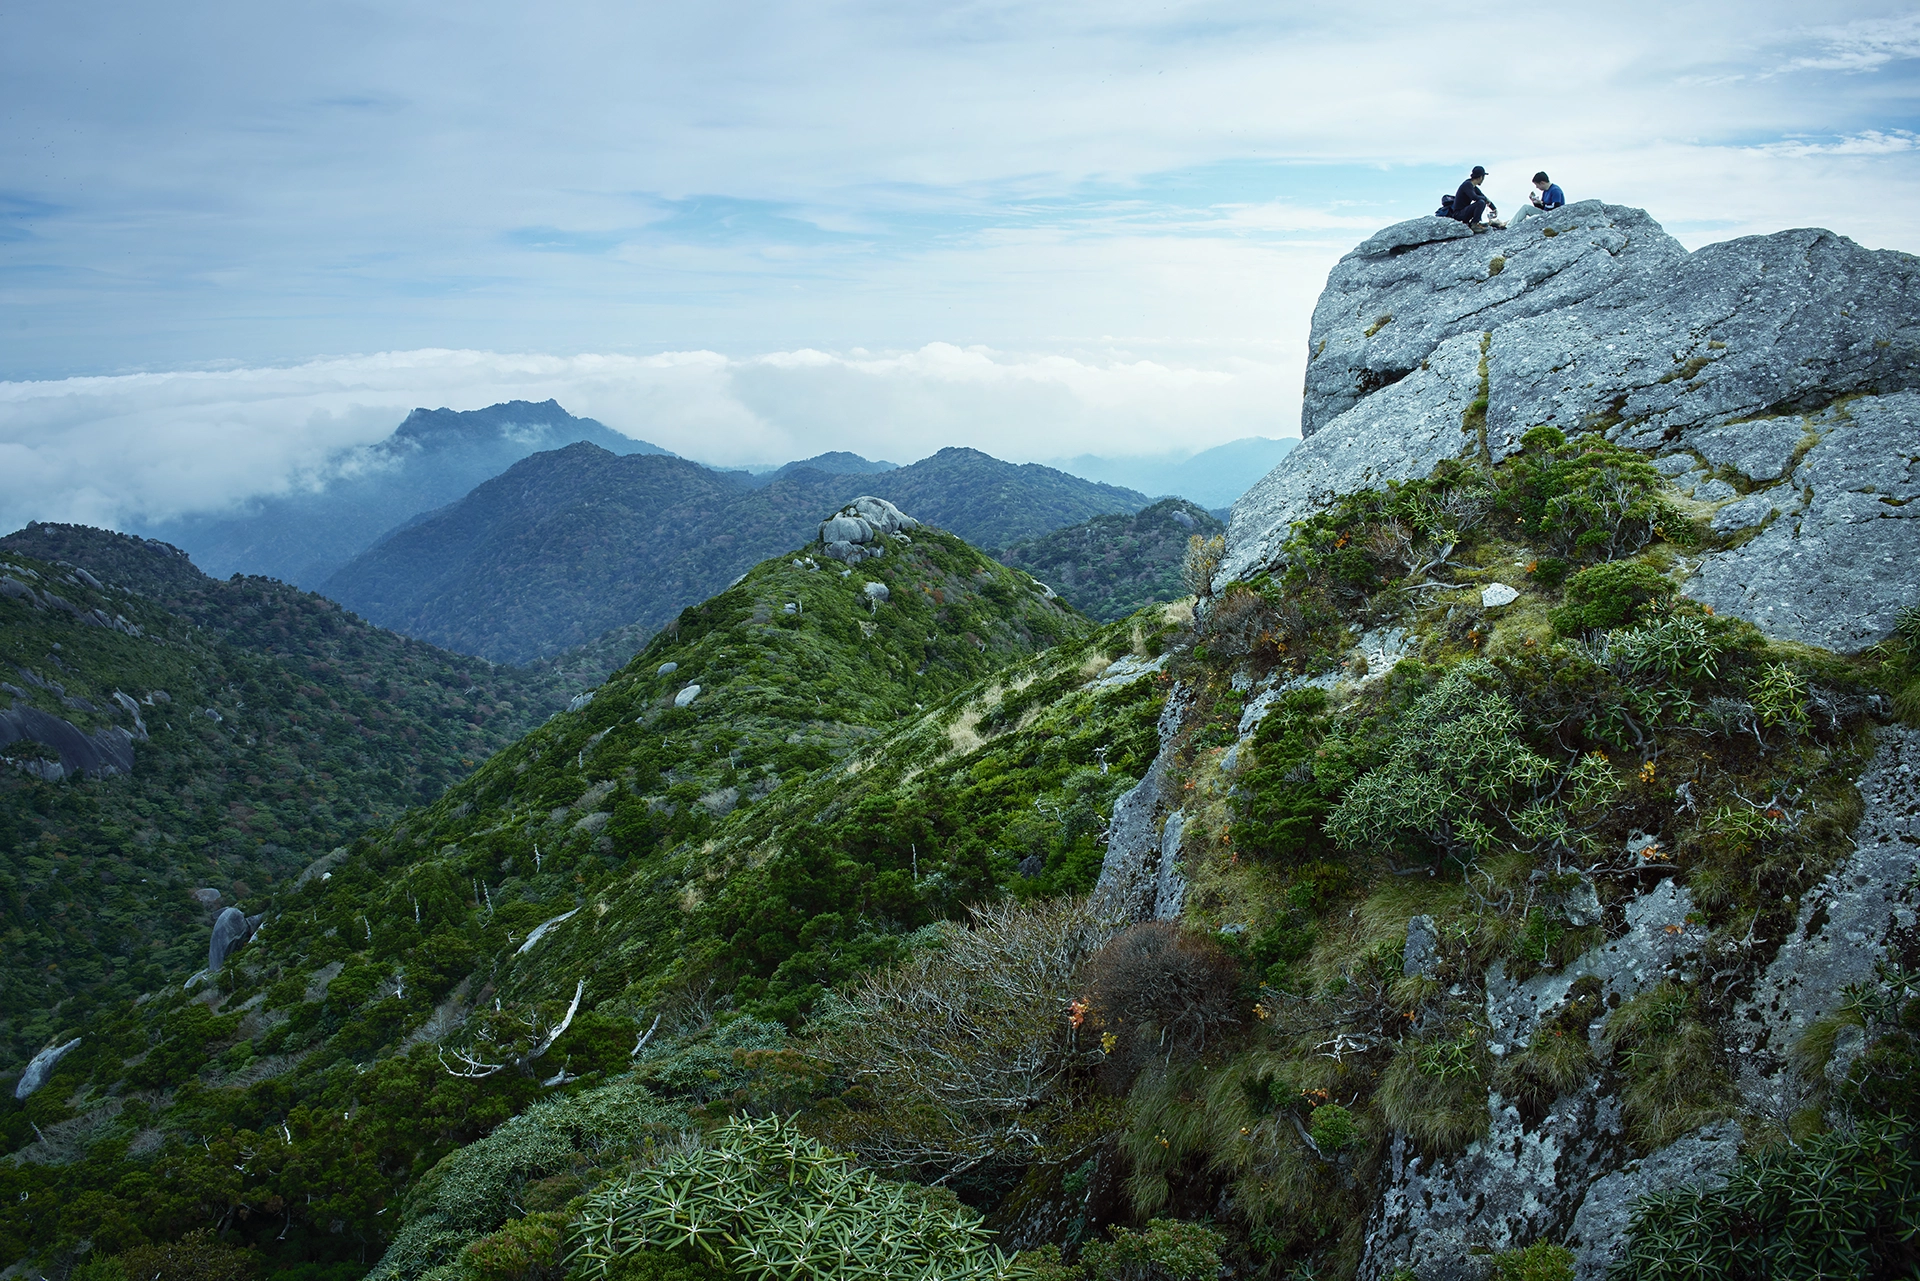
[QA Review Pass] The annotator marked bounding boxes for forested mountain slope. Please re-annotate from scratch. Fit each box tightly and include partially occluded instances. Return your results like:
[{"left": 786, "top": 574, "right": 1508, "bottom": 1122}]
[
  {"left": 9, "top": 207, "right": 1919, "bottom": 1281},
  {"left": 1000, "top": 498, "right": 1224, "bottom": 621},
  {"left": 0, "top": 524, "right": 578, "bottom": 1069},
  {"left": 0, "top": 516, "right": 1112, "bottom": 1267},
  {"left": 323, "top": 445, "right": 1149, "bottom": 664}
]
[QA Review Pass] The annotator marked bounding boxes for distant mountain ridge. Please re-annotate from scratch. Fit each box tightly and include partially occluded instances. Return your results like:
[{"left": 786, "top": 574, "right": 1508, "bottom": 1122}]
[
  {"left": 1053, "top": 436, "right": 1298, "bottom": 508},
  {"left": 1000, "top": 497, "right": 1225, "bottom": 621},
  {"left": 141, "top": 399, "right": 669, "bottom": 588},
  {"left": 322, "top": 444, "right": 1150, "bottom": 663}
]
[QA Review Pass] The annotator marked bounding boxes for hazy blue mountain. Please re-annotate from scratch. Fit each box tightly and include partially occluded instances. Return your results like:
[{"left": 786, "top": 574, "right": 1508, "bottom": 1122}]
[
  {"left": 140, "top": 400, "right": 669, "bottom": 588},
  {"left": 1053, "top": 435, "right": 1298, "bottom": 508},
  {"left": 774, "top": 451, "right": 898, "bottom": 478},
  {"left": 321, "top": 443, "right": 1148, "bottom": 663}
]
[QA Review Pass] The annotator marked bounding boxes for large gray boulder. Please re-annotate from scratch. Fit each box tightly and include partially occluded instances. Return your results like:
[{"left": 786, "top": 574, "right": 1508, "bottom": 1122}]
[
  {"left": 819, "top": 496, "right": 920, "bottom": 565},
  {"left": 13, "top": 1037, "right": 82, "bottom": 1100},
  {"left": 1683, "top": 392, "right": 1920, "bottom": 650},
  {"left": 209, "top": 907, "right": 264, "bottom": 973},
  {"left": 1220, "top": 206, "right": 1920, "bottom": 649},
  {"left": 1303, "top": 202, "right": 1686, "bottom": 438}
]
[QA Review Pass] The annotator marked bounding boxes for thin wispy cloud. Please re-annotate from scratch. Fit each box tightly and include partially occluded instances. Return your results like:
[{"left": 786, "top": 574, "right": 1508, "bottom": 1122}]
[{"left": 1785, "top": 13, "right": 1920, "bottom": 73}]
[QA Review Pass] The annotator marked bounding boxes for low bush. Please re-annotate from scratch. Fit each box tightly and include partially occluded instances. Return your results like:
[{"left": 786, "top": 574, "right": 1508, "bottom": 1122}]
[
  {"left": 1079, "top": 1219, "right": 1227, "bottom": 1281},
  {"left": 1324, "top": 661, "right": 1549, "bottom": 858},
  {"left": 1550, "top": 562, "right": 1674, "bottom": 635},
  {"left": 461, "top": 1212, "right": 568, "bottom": 1281},
  {"left": 112, "top": 1231, "right": 257, "bottom": 1281},
  {"left": 1495, "top": 428, "right": 1686, "bottom": 562},
  {"left": 1489, "top": 1241, "right": 1574, "bottom": 1281},
  {"left": 1081, "top": 922, "right": 1245, "bottom": 1089}
]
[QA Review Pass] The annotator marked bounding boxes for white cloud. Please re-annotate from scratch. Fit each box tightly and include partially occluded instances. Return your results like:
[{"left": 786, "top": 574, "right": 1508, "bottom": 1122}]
[
  {"left": 1783, "top": 12, "right": 1920, "bottom": 73},
  {"left": 0, "top": 342, "right": 1301, "bottom": 534}
]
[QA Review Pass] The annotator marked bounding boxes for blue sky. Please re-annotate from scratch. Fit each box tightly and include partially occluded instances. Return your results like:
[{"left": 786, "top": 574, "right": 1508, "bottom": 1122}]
[{"left": 1, "top": 1, "right": 1917, "bottom": 529}]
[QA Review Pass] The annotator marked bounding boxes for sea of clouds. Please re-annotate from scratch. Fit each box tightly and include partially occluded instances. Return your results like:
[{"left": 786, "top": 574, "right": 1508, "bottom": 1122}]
[{"left": 0, "top": 343, "right": 1299, "bottom": 535}]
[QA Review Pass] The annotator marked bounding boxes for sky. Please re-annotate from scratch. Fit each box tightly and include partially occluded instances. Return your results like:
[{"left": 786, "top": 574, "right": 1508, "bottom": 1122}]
[{"left": 2, "top": 1, "right": 1918, "bottom": 532}]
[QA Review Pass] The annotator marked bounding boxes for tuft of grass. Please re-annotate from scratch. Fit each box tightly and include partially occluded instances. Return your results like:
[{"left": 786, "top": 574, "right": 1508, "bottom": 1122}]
[
  {"left": 1607, "top": 983, "right": 1738, "bottom": 1150},
  {"left": 1491, "top": 1241, "right": 1574, "bottom": 1281},
  {"left": 1377, "top": 1032, "right": 1489, "bottom": 1154}
]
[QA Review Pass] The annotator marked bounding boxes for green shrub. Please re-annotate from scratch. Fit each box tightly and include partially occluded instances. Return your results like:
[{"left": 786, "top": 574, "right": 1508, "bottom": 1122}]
[
  {"left": 1617, "top": 1117, "right": 1920, "bottom": 1280},
  {"left": 1489, "top": 1241, "right": 1573, "bottom": 1281},
  {"left": 1308, "top": 1103, "right": 1358, "bottom": 1152},
  {"left": 1550, "top": 562, "right": 1674, "bottom": 635},
  {"left": 69, "top": 1256, "right": 128, "bottom": 1281},
  {"left": 1012, "top": 1245, "right": 1083, "bottom": 1281},
  {"left": 599, "top": 1250, "right": 728, "bottom": 1281},
  {"left": 113, "top": 1231, "right": 256, "bottom": 1281},
  {"left": 1234, "top": 688, "right": 1338, "bottom": 867},
  {"left": 569, "top": 1115, "right": 1022, "bottom": 1280},
  {"left": 1079, "top": 1219, "right": 1226, "bottom": 1281},
  {"left": 1496, "top": 430, "right": 1685, "bottom": 561},
  {"left": 1324, "top": 661, "right": 1549, "bottom": 857},
  {"left": 461, "top": 1212, "right": 568, "bottom": 1281}
]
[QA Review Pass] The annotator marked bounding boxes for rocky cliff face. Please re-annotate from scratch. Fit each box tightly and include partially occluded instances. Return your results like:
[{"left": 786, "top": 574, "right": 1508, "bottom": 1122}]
[
  {"left": 1168, "top": 206, "right": 1920, "bottom": 1277},
  {"left": 1222, "top": 201, "right": 1920, "bottom": 653}
]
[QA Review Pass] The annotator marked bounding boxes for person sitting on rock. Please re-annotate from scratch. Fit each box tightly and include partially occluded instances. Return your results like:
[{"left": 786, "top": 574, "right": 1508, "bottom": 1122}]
[
  {"left": 1450, "top": 166, "right": 1501, "bottom": 229},
  {"left": 1530, "top": 171, "right": 1565, "bottom": 210}
]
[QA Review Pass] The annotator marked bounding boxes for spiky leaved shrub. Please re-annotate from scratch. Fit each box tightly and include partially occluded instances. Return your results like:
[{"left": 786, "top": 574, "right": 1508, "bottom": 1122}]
[
  {"left": 1324, "top": 661, "right": 1549, "bottom": 858},
  {"left": 568, "top": 1115, "right": 1025, "bottom": 1281},
  {"left": 1616, "top": 1118, "right": 1920, "bottom": 1281}
]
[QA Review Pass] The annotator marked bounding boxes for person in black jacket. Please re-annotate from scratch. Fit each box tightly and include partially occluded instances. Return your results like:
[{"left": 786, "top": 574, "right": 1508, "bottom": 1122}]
[{"left": 1450, "top": 166, "right": 1499, "bottom": 228}]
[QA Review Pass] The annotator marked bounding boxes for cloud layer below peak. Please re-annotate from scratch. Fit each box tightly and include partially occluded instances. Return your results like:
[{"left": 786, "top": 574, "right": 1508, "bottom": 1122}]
[{"left": 0, "top": 343, "right": 1300, "bottom": 535}]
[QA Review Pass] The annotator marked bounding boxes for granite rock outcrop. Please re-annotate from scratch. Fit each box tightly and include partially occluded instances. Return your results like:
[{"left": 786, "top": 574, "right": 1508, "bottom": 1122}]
[{"left": 1221, "top": 203, "right": 1920, "bottom": 650}]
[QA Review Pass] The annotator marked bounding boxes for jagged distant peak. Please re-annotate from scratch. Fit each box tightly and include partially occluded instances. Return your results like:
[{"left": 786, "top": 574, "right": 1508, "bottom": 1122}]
[{"left": 389, "top": 399, "right": 671, "bottom": 455}]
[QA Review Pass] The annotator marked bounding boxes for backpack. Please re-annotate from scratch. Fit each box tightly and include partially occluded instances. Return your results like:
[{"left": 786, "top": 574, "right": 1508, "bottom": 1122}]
[{"left": 1433, "top": 194, "right": 1456, "bottom": 218}]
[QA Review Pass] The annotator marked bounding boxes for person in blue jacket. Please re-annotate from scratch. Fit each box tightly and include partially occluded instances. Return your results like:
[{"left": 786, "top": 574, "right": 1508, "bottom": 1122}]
[{"left": 1531, "top": 172, "right": 1565, "bottom": 210}]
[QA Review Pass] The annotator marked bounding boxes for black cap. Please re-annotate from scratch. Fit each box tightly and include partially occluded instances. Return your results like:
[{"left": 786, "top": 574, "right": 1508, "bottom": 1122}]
[{"left": 1470, "top": 165, "right": 1488, "bottom": 179}]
